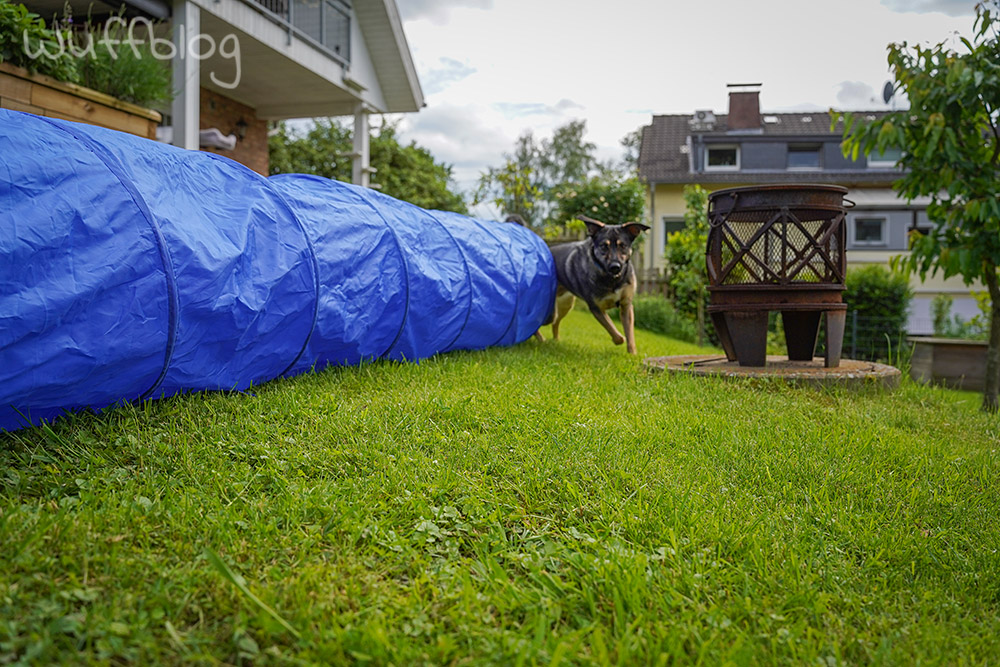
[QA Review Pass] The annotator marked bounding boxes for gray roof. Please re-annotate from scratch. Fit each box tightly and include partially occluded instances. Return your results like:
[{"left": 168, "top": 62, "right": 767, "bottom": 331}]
[{"left": 638, "top": 111, "right": 897, "bottom": 186}]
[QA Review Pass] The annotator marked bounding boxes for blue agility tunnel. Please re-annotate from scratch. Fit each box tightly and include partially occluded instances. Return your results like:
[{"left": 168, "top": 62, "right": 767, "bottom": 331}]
[{"left": 0, "top": 109, "right": 555, "bottom": 432}]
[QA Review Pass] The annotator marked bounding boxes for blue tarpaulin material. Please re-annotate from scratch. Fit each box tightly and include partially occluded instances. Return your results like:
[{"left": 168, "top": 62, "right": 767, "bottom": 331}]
[{"left": 0, "top": 109, "right": 556, "bottom": 432}]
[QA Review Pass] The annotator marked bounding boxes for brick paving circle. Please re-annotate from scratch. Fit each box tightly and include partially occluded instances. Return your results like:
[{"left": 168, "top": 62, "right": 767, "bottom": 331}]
[{"left": 643, "top": 355, "right": 902, "bottom": 390}]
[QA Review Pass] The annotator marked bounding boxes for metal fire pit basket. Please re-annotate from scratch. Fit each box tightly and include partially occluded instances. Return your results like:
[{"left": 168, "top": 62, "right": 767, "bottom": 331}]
[{"left": 705, "top": 184, "right": 851, "bottom": 367}]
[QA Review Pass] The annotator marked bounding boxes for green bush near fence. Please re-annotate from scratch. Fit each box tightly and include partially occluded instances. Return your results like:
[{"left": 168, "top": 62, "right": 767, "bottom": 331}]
[{"left": 843, "top": 265, "right": 913, "bottom": 361}]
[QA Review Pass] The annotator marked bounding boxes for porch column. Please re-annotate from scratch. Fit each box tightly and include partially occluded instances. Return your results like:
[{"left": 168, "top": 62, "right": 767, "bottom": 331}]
[
  {"left": 352, "top": 103, "right": 372, "bottom": 187},
  {"left": 171, "top": 0, "right": 200, "bottom": 150}
]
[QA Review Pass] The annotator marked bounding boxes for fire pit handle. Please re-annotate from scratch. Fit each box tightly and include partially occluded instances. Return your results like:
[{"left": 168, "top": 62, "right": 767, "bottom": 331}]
[
  {"left": 709, "top": 191, "right": 739, "bottom": 228},
  {"left": 843, "top": 197, "right": 856, "bottom": 209}
]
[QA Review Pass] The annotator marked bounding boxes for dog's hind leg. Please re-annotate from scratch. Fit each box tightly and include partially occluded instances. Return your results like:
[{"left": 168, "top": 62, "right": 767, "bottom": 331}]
[{"left": 551, "top": 290, "right": 575, "bottom": 340}]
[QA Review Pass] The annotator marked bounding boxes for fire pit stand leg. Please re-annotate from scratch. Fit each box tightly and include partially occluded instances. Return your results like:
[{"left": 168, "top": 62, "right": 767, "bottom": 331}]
[
  {"left": 781, "top": 311, "right": 821, "bottom": 361},
  {"left": 724, "top": 311, "right": 769, "bottom": 367},
  {"left": 710, "top": 311, "right": 737, "bottom": 362},
  {"left": 824, "top": 310, "right": 846, "bottom": 368}
]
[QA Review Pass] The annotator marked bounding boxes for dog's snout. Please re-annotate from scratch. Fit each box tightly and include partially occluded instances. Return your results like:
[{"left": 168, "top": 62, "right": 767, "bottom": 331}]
[{"left": 608, "top": 261, "right": 622, "bottom": 274}]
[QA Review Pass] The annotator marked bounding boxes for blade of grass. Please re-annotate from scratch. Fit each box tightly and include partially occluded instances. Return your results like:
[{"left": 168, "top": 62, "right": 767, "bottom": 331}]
[{"left": 203, "top": 546, "right": 302, "bottom": 640}]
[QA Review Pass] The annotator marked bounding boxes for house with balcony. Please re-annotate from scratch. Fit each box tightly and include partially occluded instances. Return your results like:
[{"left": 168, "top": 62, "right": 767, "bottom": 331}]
[
  {"left": 637, "top": 83, "right": 980, "bottom": 334},
  {"left": 24, "top": 0, "right": 423, "bottom": 181}
]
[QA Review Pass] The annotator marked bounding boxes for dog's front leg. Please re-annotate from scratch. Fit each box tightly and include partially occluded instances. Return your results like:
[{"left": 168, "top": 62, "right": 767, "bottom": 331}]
[
  {"left": 620, "top": 299, "right": 637, "bottom": 354},
  {"left": 588, "top": 305, "right": 626, "bottom": 346}
]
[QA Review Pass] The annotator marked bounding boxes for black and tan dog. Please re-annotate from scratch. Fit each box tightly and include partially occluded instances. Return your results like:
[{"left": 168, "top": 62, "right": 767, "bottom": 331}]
[{"left": 537, "top": 215, "right": 650, "bottom": 354}]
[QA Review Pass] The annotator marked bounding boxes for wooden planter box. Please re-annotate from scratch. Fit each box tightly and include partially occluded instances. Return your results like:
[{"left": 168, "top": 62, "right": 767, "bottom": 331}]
[
  {"left": 908, "top": 336, "right": 989, "bottom": 391},
  {"left": 0, "top": 62, "right": 161, "bottom": 138}
]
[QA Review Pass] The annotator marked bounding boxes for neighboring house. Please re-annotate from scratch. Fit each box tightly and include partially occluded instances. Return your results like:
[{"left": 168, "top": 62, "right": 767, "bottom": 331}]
[
  {"left": 637, "top": 83, "right": 980, "bottom": 334},
  {"left": 24, "top": 0, "right": 423, "bottom": 180}
]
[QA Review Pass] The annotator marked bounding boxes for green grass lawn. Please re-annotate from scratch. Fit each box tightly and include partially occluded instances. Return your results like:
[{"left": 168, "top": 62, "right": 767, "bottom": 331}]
[{"left": 1, "top": 310, "right": 998, "bottom": 665}]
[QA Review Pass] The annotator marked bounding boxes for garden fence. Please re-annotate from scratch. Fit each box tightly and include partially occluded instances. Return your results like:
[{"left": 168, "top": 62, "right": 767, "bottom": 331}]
[
  {"left": 635, "top": 268, "right": 671, "bottom": 299},
  {"left": 806, "top": 310, "right": 909, "bottom": 363}
]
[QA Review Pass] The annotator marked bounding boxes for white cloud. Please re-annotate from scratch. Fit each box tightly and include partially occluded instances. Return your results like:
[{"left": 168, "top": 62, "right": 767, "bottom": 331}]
[
  {"left": 492, "top": 99, "right": 585, "bottom": 119},
  {"left": 395, "top": 103, "right": 513, "bottom": 188},
  {"left": 397, "top": 0, "right": 493, "bottom": 25},
  {"left": 421, "top": 57, "right": 477, "bottom": 95},
  {"left": 880, "top": 0, "right": 977, "bottom": 16}
]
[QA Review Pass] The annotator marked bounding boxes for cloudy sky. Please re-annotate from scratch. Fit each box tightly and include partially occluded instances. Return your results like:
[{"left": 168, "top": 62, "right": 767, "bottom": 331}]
[{"left": 390, "top": 0, "right": 978, "bottom": 199}]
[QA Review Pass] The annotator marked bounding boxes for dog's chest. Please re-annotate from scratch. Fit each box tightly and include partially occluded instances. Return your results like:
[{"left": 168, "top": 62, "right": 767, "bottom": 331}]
[{"left": 594, "top": 284, "right": 629, "bottom": 311}]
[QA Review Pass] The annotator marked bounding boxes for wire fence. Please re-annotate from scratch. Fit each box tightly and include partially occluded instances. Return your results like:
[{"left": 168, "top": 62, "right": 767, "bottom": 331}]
[
  {"left": 778, "top": 311, "right": 909, "bottom": 363},
  {"left": 840, "top": 311, "right": 911, "bottom": 363}
]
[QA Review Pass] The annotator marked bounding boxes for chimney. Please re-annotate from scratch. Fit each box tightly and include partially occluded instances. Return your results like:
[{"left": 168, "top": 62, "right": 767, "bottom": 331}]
[{"left": 727, "top": 83, "right": 762, "bottom": 131}]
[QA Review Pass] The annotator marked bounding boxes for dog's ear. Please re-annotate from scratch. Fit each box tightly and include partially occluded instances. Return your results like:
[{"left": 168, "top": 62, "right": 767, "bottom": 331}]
[
  {"left": 578, "top": 215, "right": 606, "bottom": 237},
  {"left": 622, "top": 222, "right": 651, "bottom": 239}
]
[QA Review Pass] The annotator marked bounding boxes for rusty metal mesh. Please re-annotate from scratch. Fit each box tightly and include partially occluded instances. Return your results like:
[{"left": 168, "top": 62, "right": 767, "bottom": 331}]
[{"left": 710, "top": 208, "right": 844, "bottom": 286}]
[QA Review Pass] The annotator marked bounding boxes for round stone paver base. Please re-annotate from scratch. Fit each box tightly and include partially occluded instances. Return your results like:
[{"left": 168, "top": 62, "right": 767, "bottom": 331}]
[{"left": 644, "top": 355, "right": 901, "bottom": 390}]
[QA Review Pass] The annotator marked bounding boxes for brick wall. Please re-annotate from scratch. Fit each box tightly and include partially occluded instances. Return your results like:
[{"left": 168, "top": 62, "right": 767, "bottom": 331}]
[{"left": 199, "top": 88, "right": 269, "bottom": 176}]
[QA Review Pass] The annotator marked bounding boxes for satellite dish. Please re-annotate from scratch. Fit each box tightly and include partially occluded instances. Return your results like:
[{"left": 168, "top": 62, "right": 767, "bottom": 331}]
[{"left": 882, "top": 81, "right": 894, "bottom": 104}]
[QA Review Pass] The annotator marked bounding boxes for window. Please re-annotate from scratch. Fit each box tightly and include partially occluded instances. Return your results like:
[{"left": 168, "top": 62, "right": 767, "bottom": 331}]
[
  {"left": 291, "top": 0, "right": 351, "bottom": 62},
  {"left": 663, "top": 217, "right": 685, "bottom": 236},
  {"left": 908, "top": 224, "right": 933, "bottom": 248},
  {"left": 868, "top": 147, "right": 902, "bottom": 167},
  {"left": 854, "top": 217, "right": 886, "bottom": 246},
  {"left": 787, "top": 143, "right": 821, "bottom": 169},
  {"left": 706, "top": 145, "right": 739, "bottom": 170},
  {"left": 659, "top": 217, "right": 685, "bottom": 256}
]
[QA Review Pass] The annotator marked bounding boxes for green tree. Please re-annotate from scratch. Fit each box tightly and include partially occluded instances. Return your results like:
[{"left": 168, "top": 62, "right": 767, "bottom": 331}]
[
  {"left": 663, "top": 185, "right": 711, "bottom": 344},
  {"left": 473, "top": 159, "right": 541, "bottom": 225},
  {"left": 540, "top": 119, "right": 596, "bottom": 190},
  {"left": 370, "top": 124, "right": 467, "bottom": 213},
  {"left": 269, "top": 119, "right": 350, "bottom": 180},
  {"left": 553, "top": 172, "right": 644, "bottom": 238},
  {"left": 269, "top": 118, "right": 467, "bottom": 214},
  {"left": 836, "top": 0, "right": 1000, "bottom": 411},
  {"left": 474, "top": 120, "right": 598, "bottom": 227},
  {"left": 619, "top": 127, "right": 643, "bottom": 173}
]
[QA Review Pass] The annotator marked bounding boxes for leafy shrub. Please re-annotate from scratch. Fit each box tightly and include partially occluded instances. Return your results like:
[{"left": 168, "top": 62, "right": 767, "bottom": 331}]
[
  {"left": 75, "top": 19, "right": 172, "bottom": 107},
  {"left": 548, "top": 173, "right": 645, "bottom": 239},
  {"left": 663, "top": 185, "right": 715, "bottom": 344},
  {"left": 555, "top": 174, "right": 645, "bottom": 224},
  {"left": 613, "top": 295, "right": 698, "bottom": 344},
  {"left": 0, "top": 0, "right": 77, "bottom": 82},
  {"left": 844, "top": 265, "right": 912, "bottom": 322},
  {"left": 843, "top": 264, "right": 913, "bottom": 360},
  {"left": 931, "top": 293, "right": 989, "bottom": 340},
  {"left": 0, "top": 1, "right": 171, "bottom": 108}
]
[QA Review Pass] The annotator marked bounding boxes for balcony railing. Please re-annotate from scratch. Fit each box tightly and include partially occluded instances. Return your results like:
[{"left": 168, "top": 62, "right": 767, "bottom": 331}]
[{"left": 246, "top": 0, "right": 351, "bottom": 64}]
